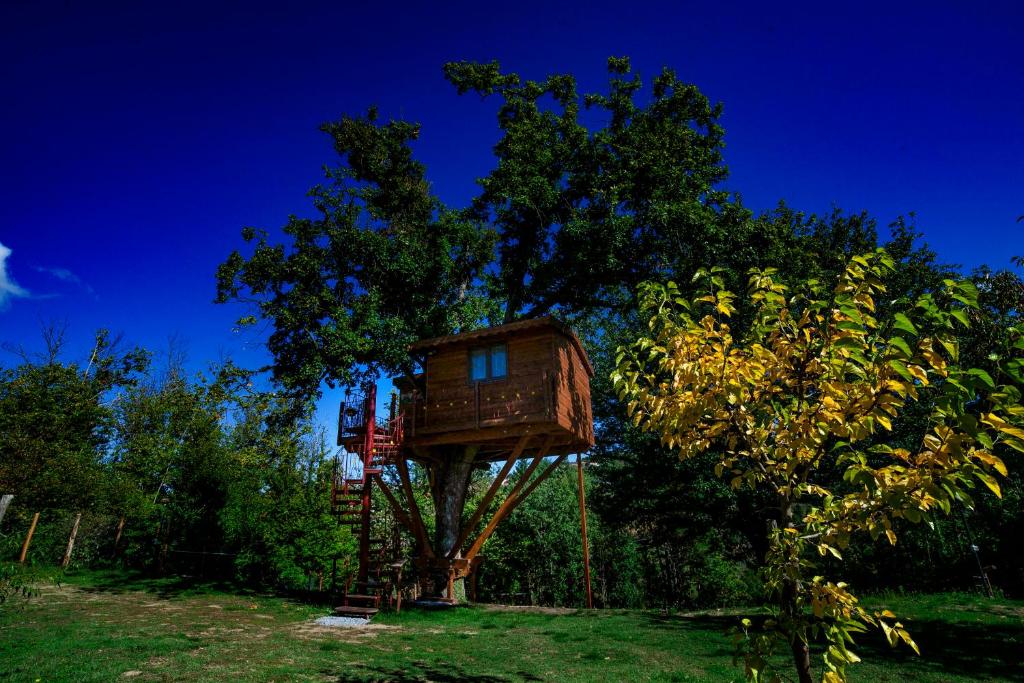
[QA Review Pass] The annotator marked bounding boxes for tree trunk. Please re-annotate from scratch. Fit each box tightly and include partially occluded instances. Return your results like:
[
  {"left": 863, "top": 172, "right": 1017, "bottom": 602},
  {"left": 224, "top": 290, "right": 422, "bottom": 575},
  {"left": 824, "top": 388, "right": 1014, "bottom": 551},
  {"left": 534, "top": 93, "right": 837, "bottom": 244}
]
[
  {"left": 62, "top": 512, "right": 83, "bottom": 569},
  {"left": 0, "top": 494, "right": 13, "bottom": 528},
  {"left": 783, "top": 577, "right": 813, "bottom": 683},
  {"left": 778, "top": 497, "right": 813, "bottom": 683},
  {"left": 429, "top": 447, "right": 476, "bottom": 597},
  {"left": 19, "top": 512, "right": 40, "bottom": 563}
]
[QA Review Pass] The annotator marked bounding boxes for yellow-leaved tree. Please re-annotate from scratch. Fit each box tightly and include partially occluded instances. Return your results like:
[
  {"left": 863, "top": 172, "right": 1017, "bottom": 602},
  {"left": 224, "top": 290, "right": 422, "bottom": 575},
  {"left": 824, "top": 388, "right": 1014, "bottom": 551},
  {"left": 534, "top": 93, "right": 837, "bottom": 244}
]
[{"left": 611, "top": 251, "right": 1023, "bottom": 683}]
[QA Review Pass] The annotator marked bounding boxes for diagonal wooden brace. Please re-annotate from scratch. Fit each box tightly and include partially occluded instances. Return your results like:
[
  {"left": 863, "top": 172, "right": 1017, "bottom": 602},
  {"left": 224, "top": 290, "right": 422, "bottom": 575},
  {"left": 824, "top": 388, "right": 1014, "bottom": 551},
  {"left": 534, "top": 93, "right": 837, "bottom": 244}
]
[
  {"left": 370, "top": 473, "right": 417, "bottom": 537},
  {"left": 395, "top": 457, "right": 435, "bottom": 559},
  {"left": 463, "top": 435, "right": 556, "bottom": 562},
  {"left": 447, "top": 434, "right": 532, "bottom": 559}
]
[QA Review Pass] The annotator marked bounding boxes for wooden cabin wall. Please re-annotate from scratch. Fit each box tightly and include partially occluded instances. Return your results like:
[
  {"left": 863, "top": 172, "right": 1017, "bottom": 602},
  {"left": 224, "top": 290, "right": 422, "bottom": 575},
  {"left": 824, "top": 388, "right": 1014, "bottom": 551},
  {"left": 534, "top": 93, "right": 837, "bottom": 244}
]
[
  {"left": 421, "top": 330, "right": 554, "bottom": 434},
  {"left": 552, "top": 336, "right": 595, "bottom": 447}
]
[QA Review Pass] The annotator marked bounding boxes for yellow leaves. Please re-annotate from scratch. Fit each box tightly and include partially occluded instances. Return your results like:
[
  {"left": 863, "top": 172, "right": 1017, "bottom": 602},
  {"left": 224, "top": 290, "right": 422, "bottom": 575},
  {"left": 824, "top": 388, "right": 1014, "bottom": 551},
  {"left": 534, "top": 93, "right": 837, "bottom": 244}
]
[
  {"left": 975, "top": 470, "right": 1002, "bottom": 498},
  {"left": 981, "top": 412, "right": 1024, "bottom": 442},
  {"left": 969, "top": 450, "right": 1007, "bottom": 478},
  {"left": 879, "top": 619, "right": 921, "bottom": 656},
  {"left": 919, "top": 340, "right": 947, "bottom": 376},
  {"left": 818, "top": 543, "right": 843, "bottom": 559},
  {"left": 617, "top": 265, "right": 1011, "bottom": 682},
  {"left": 906, "top": 364, "right": 929, "bottom": 384}
]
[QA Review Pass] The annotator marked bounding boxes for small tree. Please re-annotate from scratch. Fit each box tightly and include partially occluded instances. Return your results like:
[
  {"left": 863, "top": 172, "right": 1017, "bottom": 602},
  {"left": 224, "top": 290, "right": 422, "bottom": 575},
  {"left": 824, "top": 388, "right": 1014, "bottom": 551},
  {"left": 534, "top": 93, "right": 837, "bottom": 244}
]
[{"left": 612, "top": 251, "right": 1023, "bottom": 683}]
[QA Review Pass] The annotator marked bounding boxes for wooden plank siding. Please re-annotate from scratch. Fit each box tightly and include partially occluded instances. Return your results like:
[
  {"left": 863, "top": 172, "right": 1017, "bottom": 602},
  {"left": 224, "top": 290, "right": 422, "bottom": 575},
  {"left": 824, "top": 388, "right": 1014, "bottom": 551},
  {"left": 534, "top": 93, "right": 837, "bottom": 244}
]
[
  {"left": 402, "top": 318, "right": 594, "bottom": 457},
  {"left": 553, "top": 334, "right": 595, "bottom": 447}
]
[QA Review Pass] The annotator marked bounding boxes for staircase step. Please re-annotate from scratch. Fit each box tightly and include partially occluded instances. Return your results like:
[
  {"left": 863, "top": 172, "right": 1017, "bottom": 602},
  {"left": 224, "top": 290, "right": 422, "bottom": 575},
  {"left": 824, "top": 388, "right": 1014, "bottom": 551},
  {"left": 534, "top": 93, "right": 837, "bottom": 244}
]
[
  {"left": 342, "top": 593, "right": 380, "bottom": 606},
  {"left": 333, "top": 605, "right": 378, "bottom": 618}
]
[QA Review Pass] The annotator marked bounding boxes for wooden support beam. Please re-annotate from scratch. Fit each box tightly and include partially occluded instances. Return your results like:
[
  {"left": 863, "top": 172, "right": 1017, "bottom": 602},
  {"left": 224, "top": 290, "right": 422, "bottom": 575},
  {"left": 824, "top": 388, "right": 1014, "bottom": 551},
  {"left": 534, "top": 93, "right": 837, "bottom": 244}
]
[
  {"left": 463, "top": 436, "right": 556, "bottom": 562},
  {"left": 448, "top": 434, "right": 532, "bottom": 559},
  {"left": 395, "top": 457, "right": 435, "bottom": 559},
  {"left": 371, "top": 473, "right": 417, "bottom": 536},
  {"left": 504, "top": 453, "right": 568, "bottom": 518},
  {"left": 577, "top": 454, "right": 593, "bottom": 609}
]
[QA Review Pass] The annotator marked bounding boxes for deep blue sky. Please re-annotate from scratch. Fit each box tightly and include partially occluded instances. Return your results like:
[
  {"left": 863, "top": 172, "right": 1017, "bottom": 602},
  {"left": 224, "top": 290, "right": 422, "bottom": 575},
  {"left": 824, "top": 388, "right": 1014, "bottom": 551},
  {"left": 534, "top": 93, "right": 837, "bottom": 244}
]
[{"left": 1, "top": 1, "right": 1021, "bottom": 425}]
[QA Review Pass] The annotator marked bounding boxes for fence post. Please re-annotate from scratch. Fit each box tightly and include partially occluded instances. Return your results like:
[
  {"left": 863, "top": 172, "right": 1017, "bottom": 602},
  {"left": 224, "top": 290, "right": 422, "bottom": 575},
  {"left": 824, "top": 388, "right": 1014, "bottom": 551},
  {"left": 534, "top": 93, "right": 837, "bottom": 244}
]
[
  {"left": 0, "top": 494, "right": 13, "bottom": 527},
  {"left": 62, "top": 512, "right": 83, "bottom": 569},
  {"left": 19, "top": 512, "right": 40, "bottom": 563},
  {"left": 112, "top": 516, "right": 126, "bottom": 557}
]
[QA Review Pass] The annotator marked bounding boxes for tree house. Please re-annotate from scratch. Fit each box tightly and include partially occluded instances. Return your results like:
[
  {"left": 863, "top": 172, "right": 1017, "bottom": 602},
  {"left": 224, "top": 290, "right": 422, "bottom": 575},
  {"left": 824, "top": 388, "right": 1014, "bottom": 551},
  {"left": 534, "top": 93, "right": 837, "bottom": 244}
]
[
  {"left": 332, "top": 316, "right": 594, "bottom": 609},
  {"left": 401, "top": 315, "right": 594, "bottom": 456}
]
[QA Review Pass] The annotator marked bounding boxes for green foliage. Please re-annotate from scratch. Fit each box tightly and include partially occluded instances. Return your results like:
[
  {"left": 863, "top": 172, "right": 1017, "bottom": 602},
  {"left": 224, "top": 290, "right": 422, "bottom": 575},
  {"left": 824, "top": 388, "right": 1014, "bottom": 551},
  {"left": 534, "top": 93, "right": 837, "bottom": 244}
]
[
  {"left": 479, "top": 465, "right": 590, "bottom": 606},
  {"left": 0, "top": 328, "right": 148, "bottom": 512},
  {"left": 216, "top": 109, "right": 496, "bottom": 409},
  {"left": 222, "top": 429, "right": 352, "bottom": 589},
  {"left": 0, "top": 562, "right": 37, "bottom": 605}
]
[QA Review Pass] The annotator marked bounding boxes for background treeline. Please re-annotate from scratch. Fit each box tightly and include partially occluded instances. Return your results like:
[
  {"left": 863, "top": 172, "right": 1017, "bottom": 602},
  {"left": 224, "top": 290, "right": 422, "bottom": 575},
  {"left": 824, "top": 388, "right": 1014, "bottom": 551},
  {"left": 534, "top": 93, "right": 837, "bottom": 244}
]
[{"left": 0, "top": 333, "right": 352, "bottom": 591}]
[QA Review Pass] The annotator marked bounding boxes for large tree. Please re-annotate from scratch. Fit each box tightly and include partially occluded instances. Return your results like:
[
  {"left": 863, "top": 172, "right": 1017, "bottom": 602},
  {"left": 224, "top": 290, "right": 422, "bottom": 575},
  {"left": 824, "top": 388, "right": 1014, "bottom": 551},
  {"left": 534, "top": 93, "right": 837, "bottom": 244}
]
[{"left": 216, "top": 57, "right": 747, "bottom": 588}]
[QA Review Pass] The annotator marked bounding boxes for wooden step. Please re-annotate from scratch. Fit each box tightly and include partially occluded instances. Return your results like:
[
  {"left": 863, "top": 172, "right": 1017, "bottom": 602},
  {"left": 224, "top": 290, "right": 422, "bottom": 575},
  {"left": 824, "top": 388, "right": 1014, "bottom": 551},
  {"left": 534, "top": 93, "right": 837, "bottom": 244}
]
[
  {"left": 342, "top": 593, "right": 380, "bottom": 606},
  {"left": 333, "top": 605, "right": 378, "bottom": 618},
  {"left": 349, "top": 580, "right": 383, "bottom": 591}
]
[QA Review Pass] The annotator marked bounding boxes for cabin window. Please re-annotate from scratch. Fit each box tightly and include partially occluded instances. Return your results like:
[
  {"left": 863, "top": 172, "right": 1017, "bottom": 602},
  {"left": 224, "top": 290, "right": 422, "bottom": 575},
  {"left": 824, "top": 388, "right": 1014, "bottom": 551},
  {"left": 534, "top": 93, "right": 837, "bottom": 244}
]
[{"left": 469, "top": 344, "right": 508, "bottom": 382}]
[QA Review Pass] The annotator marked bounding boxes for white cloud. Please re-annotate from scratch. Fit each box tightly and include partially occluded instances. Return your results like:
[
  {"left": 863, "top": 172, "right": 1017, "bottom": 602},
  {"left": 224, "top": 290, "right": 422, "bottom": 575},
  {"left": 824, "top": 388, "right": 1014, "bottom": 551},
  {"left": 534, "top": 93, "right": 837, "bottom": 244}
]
[
  {"left": 0, "top": 241, "right": 29, "bottom": 311},
  {"left": 34, "top": 265, "right": 97, "bottom": 298}
]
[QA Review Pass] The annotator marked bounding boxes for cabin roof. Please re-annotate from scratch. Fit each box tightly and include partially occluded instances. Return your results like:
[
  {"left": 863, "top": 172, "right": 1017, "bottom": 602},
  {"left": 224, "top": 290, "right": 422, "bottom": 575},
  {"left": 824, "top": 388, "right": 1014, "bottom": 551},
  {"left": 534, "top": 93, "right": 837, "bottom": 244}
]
[{"left": 409, "top": 315, "right": 594, "bottom": 377}]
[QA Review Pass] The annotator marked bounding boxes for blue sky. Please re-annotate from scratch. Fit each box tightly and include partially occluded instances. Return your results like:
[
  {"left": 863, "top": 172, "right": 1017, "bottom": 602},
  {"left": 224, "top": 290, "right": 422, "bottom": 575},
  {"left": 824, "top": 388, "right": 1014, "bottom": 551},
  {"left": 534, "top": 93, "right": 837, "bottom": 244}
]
[{"left": 1, "top": 1, "right": 1021, "bottom": 426}]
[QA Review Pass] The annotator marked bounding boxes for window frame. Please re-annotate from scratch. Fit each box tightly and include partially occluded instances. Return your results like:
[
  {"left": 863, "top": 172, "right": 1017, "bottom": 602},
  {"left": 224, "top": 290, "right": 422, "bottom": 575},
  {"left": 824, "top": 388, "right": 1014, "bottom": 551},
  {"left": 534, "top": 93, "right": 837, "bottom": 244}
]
[{"left": 467, "top": 343, "right": 508, "bottom": 384}]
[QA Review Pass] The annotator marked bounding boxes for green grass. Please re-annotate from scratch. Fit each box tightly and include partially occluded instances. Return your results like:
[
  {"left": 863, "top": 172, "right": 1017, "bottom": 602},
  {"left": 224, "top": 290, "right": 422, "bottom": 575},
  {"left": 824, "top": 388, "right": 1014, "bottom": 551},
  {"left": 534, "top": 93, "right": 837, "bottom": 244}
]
[{"left": 0, "top": 568, "right": 1021, "bottom": 682}]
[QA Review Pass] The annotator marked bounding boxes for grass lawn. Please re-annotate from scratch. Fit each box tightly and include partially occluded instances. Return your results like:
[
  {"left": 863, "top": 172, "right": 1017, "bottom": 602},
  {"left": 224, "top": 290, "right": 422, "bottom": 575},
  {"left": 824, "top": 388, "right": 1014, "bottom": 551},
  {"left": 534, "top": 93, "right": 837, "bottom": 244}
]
[{"left": 1, "top": 569, "right": 1021, "bottom": 682}]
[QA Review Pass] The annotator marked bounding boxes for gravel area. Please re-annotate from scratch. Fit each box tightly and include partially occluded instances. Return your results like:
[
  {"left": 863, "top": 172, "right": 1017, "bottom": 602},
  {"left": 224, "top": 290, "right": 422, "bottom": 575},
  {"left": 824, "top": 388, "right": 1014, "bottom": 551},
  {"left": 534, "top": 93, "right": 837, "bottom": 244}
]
[{"left": 313, "top": 615, "right": 371, "bottom": 628}]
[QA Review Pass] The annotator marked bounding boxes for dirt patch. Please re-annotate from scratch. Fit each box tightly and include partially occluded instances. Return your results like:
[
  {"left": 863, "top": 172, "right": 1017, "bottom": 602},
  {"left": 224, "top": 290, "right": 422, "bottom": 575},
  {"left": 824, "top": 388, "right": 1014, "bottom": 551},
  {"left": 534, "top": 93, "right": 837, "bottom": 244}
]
[
  {"left": 954, "top": 603, "right": 1024, "bottom": 619},
  {"left": 291, "top": 620, "right": 401, "bottom": 641}
]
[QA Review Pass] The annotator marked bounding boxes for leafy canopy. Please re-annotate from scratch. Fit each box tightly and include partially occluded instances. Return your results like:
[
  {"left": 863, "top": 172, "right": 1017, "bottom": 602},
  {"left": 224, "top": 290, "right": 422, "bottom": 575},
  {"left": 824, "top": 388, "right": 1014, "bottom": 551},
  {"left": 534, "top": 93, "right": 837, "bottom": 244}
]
[{"left": 217, "top": 57, "right": 744, "bottom": 406}]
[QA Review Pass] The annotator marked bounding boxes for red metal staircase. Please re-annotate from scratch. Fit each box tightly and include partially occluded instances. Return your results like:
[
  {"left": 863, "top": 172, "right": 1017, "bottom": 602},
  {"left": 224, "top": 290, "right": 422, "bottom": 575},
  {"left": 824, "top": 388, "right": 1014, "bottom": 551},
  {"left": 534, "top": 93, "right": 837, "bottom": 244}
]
[{"left": 331, "top": 383, "right": 405, "bottom": 619}]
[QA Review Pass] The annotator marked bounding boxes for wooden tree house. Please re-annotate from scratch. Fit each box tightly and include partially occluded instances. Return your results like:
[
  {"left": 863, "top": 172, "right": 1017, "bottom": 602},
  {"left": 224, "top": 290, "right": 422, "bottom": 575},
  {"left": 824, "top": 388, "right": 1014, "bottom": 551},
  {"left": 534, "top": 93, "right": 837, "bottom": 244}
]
[{"left": 332, "top": 315, "right": 594, "bottom": 612}]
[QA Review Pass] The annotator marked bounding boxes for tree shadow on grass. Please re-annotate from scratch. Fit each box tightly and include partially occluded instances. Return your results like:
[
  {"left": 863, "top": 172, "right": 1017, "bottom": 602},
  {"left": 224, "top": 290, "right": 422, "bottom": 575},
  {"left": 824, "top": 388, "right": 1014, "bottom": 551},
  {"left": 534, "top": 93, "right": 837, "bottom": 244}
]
[
  {"left": 68, "top": 569, "right": 247, "bottom": 598},
  {"left": 639, "top": 611, "right": 745, "bottom": 655},
  {"left": 642, "top": 610, "right": 1023, "bottom": 681},
  {"left": 853, "top": 617, "right": 1023, "bottom": 681},
  {"left": 322, "top": 662, "right": 543, "bottom": 682},
  {"left": 67, "top": 568, "right": 343, "bottom": 606}
]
